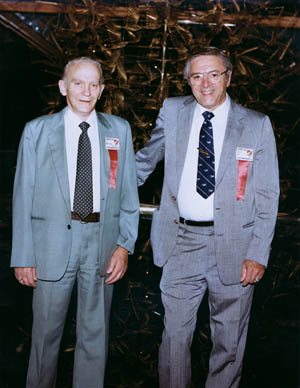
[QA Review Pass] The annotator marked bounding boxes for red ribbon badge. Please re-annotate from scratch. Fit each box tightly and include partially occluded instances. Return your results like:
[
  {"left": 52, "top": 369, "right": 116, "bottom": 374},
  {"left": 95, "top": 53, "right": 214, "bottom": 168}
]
[
  {"left": 236, "top": 160, "right": 249, "bottom": 201},
  {"left": 108, "top": 149, "right": 118, "bottom": 189}
]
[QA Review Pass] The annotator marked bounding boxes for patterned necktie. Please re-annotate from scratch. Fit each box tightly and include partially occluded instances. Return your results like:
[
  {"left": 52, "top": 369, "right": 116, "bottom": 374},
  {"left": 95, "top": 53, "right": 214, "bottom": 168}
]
[
  {"left": 73, "top": 121, "right": 93, "bottom": 220},
  {"left": 196, "top": 111, "right": 215, "bottom": 199}
]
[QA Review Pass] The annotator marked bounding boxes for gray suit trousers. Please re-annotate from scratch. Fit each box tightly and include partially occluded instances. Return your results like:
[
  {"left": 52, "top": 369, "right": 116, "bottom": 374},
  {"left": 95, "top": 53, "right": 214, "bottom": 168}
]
[
  {"left": 26, "top": 220, "right": 114, "bottom": 388},
  {"left": 159, "top": 224, "right": 254, "bottom": 388}
]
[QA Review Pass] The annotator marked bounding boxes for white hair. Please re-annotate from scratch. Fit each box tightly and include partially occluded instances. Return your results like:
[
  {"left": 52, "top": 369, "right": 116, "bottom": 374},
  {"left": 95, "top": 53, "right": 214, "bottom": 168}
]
[{"left": 62, "top": 57, "right": 103, "bottom": 83}]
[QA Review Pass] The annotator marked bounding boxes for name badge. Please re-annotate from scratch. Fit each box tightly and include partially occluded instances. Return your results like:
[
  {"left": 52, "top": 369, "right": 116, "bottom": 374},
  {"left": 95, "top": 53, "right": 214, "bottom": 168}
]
[
  {"left": 105, "top": 137, "right": 120, "bottom": 150},
  {"left": 236, "top": 147, "right": 253, "bottom": 161}
]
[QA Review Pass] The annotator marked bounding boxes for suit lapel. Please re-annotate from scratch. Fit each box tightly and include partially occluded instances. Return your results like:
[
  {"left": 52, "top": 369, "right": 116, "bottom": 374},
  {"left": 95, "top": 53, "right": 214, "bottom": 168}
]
[
  {"left": 216, "top": 99, "right": 244, "bottom": 188},
  {"left": 176, "top": 96, "right": 197, "bottom": 193},
  {"left": 47, "top": 108, "right": 71, "bottom": 214}
]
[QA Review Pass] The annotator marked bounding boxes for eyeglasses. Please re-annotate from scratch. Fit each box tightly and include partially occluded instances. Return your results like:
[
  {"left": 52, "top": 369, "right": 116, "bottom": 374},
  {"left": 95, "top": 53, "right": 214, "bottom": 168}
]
[{"left": 189, "top": 70, "right": 228, "bottom": 84}]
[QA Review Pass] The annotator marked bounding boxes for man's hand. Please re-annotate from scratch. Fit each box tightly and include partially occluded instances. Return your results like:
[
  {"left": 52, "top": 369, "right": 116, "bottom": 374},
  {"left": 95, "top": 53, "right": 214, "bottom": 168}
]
[
  {"left": 240, "top": 260, "right": 265, "bottom": 287},
  {"left": 105, "top": 246, "right": 128, "bottom": 284},
  {"left": 14, "top": 267, "right": 37, "bottom": 288}
]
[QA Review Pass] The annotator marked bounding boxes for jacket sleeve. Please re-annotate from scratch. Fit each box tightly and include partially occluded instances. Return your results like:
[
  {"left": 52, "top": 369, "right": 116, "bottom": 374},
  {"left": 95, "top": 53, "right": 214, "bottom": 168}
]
[
  {"left": 11, "top": 122, "right": 37, "bottom": 268},
  {"left": 135, "top": 100, "right": 167, "bottom": 186},
  {"left": 246, "top": 115, "right": 280, "bottom": 266},
  {"left": 116, "top": 121, "right": 140, "bottom": 254}
]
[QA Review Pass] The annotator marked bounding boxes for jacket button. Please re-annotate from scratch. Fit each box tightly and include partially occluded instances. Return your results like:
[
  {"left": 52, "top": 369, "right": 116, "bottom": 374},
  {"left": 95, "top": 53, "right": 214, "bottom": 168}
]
[
  {"left": 174, "top": 219, "right": 179, "bottom": 224},
  {"left": 172, "top": 195, "right": 176, "bottom": 201},
  {"left": 67, "top": 224, "right": 71, "bottom": 230}
]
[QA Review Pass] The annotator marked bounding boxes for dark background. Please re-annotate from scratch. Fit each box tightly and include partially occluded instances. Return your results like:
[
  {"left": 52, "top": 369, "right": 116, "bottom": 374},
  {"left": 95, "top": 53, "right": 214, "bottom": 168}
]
[{"left": 0, "top": 2, "right": 299, "bottom": 387}]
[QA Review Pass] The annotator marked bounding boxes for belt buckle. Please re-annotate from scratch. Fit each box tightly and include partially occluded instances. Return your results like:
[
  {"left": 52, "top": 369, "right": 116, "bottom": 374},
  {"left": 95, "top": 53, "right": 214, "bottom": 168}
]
[{"left": 80, "top": 219, "right": 88, "bottom": 224}]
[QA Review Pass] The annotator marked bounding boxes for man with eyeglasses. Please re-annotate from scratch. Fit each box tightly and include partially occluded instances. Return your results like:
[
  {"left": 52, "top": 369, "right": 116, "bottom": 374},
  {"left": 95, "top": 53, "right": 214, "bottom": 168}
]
[{"left": 136, "top": 47, "right": 279, "bottom": 387}]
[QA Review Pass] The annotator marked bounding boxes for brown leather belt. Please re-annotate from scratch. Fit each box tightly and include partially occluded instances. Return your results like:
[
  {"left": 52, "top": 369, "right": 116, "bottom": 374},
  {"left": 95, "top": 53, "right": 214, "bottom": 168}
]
[
  {"left": 71, "top": 212, "right": 100, "bottom": 223},
  {"left": 180, "top": 217, "right": 214, "bottom": 227}
]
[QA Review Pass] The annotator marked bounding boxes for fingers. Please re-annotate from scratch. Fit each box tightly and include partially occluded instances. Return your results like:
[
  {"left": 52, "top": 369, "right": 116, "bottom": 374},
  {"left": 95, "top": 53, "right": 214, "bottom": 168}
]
[
  {"left": 105, "top": 266, "right": 126, "bottom": 284},
  {"left": 14, "top": 267, "right": 37, "bottom": 288},
  {"left": 105, "top": 258, "right": 128, "bottom": 284},
  {"left": 105, "top": 246, "right": 128, "bottom": 285},
  {"left": 240, "top": 260, "right": 265, "bottom": 287},
  {"left": 240, "top": 265, "right": 247, "bottom": 283}
]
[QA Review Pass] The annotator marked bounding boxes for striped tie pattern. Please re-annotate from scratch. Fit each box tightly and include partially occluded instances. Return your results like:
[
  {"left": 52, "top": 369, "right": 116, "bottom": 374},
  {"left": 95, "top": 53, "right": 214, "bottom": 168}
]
[
  {"left": 196, "top": 111, "right": 215, "bottom": 199},
  {"left": 73, "top": 121, "right": 93, "bottom": 220}
]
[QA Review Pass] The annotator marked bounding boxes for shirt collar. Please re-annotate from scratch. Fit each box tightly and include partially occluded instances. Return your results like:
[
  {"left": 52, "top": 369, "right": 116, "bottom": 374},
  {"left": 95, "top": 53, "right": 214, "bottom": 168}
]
[
  {"left": 197, "top": 93, "right": 230, "bottom": 119},
  {"left": 64, "top": 106, "right": 98, "bottom": 130}
]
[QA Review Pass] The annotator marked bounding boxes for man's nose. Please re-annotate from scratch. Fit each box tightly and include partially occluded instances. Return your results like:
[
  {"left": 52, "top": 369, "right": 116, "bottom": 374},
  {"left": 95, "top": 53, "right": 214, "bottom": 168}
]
[
  {"left": 83, "top": 84, "right": 91, "bottom": 96},
  {"left": 201, "top": 75, "right": 211, "bottom": 87}
]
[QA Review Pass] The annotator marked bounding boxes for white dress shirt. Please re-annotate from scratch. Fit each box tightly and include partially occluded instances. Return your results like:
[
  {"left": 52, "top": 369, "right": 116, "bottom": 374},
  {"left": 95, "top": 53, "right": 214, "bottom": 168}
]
[
  {"left": 64, "top": 107, "right": 101, "bottom": 212},
  {"left": 177, "top": 95, "right": 230, "bottom": 221}
]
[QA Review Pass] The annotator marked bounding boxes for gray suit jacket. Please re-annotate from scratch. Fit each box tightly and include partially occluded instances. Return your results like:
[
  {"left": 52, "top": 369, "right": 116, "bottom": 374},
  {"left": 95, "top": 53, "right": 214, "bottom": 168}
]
[
  {"left": 136, "top": 96, "right": 279, "bottom": 285},
  {"left": 11, "top": 108, "right": 139, "bottom": 281}
]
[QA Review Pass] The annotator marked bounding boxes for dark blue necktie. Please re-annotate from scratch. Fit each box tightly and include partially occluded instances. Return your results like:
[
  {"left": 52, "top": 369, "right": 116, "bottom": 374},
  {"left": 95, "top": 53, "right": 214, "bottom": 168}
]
[
  {"left": 73, "top": 121, "right": 93, "bottom": 220},
  {"left": 196, "top": 111, "right": 215, "bottom": 199}
]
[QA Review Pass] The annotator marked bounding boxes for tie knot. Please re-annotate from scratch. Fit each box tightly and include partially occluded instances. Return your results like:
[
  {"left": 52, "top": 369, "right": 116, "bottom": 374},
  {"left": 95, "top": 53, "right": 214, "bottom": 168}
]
[
  {"left": 202, "top": 111, "right": 214, "bottom": 121},
  {"left": 79, "top": 121, "right": 90, "bottom": 132}
]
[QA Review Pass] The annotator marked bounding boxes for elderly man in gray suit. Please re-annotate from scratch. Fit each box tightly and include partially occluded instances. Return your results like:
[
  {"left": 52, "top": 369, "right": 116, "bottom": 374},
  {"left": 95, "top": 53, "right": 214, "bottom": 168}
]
[
  {"left": 11, "top": 57, "right": 139, "bottom": 388},
  {"left": 136, "top": 47, "right": 279, "bottom": 388}
]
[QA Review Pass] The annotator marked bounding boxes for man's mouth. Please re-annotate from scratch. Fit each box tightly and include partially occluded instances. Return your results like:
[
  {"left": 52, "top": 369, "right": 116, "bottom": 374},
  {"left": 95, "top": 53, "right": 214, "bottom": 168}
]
[{"left": 201, "top": 90, "right": 214, "bottom": 95}]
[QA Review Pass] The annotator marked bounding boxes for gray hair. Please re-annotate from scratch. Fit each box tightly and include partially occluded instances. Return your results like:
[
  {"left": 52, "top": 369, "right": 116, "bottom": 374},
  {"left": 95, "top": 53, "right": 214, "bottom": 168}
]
[
  {"left": 184, "top": 47, "right": 233, "bottom": 83},
  {"left": 62, "top": 57, "right": 103, "bottom": 83}
]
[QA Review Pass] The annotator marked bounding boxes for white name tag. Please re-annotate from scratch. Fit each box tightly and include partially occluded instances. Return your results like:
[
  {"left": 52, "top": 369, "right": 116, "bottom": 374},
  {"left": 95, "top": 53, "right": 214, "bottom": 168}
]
[
  {"left": 236, "top": 147, "right": 253, "bottom": 161},
  {"left": 105, "top": 137, "right": 120, "bottom": 150}
]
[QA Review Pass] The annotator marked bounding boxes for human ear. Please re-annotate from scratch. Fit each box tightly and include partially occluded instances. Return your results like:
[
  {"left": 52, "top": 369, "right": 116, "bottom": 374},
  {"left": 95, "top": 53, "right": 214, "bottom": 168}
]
[
  {"left": 226, "top": 71, "right": 232, "bottom": 87},
  {"left": 58, "top": 79, "right": 67, "bottom": 96},
  {"left": 98, "top": 84, "right": 105, "bottom": 100}
]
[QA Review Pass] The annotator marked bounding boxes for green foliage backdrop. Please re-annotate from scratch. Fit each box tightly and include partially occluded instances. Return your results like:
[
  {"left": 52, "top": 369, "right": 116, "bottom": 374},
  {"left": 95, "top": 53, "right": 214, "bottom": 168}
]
[
  {"left": 2, "top": 2, "right": 298, "bottom": 387},
  {"left": 37, "top": 0, "right": 300, "bottom": 212}
]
